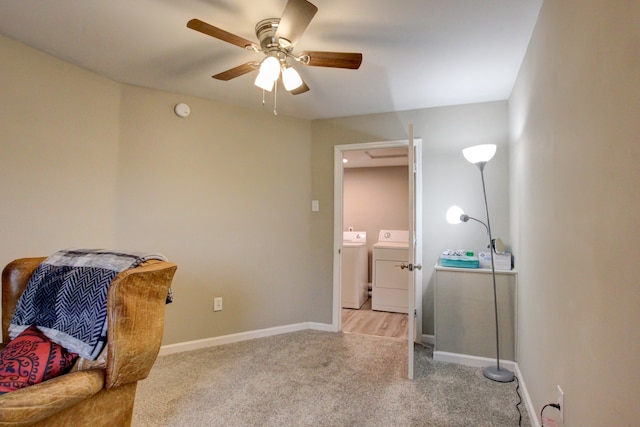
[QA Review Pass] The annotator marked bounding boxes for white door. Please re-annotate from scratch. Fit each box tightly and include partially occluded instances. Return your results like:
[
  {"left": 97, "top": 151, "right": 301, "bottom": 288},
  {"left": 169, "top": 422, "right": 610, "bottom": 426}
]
[{"left": 406, "top": 125, "right": 423, "bottom": 380}]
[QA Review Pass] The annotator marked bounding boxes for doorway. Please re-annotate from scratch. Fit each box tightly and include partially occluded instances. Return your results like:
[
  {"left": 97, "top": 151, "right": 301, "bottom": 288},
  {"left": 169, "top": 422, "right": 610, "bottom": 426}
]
[
  {"left": 332, "top": 138, "right": 423, "bottom": 363},
  {"left": 340, "top": 147, "right": 409, "bottom": 339}
]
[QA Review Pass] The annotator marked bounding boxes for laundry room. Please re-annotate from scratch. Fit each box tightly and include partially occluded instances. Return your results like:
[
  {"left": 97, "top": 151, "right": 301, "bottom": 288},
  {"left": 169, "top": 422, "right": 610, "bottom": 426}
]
[{"left": 341, "top": 147, "right": 409, "bottom": 317}]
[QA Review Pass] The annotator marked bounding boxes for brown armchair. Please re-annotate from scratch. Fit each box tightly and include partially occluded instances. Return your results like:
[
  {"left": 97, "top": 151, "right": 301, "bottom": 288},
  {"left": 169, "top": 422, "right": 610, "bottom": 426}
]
[{"left": 0, "top": 257, "right": 177, "bottom": 426}]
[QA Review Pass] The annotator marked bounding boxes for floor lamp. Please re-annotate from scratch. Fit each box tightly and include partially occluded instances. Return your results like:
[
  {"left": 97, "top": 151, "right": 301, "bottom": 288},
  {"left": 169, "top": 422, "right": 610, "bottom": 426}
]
[{"left": 446, "top": 144, "right": 514, "bottom": 383}]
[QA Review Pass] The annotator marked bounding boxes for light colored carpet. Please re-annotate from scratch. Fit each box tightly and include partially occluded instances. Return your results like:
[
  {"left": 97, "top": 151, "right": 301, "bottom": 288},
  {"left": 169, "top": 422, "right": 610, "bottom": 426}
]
[{"left": 133, "top": 330, "right": 529, "bottom": 426}]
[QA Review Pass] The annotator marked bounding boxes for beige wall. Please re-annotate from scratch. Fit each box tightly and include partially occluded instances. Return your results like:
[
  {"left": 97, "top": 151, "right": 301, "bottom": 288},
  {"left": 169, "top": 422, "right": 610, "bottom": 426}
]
[
  {"left": 115, "top": 86, "right": 313, "bottom": 343},
  {"left": 311, "top": 102, "right": 511, "bottom": 333},
  {"left": 1, "top": 33, "right": 512, "bottom": 343},
  {"left": 1, "top": 35, "right": 314, "bottom": 345},
  {"left": 0, "top": 35, "right": 121, "bottom": 260},
  {"left": 509, "top": 0, "right": 640, "bottom": 425}
]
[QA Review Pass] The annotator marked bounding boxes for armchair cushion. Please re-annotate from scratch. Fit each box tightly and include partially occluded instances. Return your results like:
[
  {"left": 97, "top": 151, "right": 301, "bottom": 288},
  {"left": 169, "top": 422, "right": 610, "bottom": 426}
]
[{"left": 0, "top": 326, "right": 78, "bottom": 394}]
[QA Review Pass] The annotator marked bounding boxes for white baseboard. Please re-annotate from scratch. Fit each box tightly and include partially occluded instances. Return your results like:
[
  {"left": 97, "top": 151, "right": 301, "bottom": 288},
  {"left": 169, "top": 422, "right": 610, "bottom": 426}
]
[
  {"left": 163, "top": 325, "right": 433, "bottom": 356},
  {"left": 433, "top": 351, "right": 538, "bottom": 427},
  {"left": 433, "top": 351, "right": 517, "bottom": 370},
  {"left": 513, "top": 363, "right": 540, "bottom": 427},
  {"left": 421, "top": 334, "right": 435, "bottom": 345},
  {"left": 159, "top": 321, "right": 333, "bottom": 356}
]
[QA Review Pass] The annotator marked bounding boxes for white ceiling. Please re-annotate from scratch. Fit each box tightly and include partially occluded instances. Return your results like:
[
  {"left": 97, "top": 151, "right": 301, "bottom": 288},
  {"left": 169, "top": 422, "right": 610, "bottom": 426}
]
[{"left": 0, "top": 0, "right": 542, "bottom": 120}]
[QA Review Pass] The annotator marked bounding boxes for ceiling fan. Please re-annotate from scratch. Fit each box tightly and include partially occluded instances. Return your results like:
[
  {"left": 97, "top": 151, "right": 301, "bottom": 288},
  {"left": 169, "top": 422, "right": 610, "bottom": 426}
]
[{"left": 187, "top": 0, "right": 363, "bottom": 96}]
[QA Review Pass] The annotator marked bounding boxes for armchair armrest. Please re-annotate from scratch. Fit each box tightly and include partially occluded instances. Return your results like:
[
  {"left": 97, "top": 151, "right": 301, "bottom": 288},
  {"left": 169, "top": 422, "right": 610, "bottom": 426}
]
[
  {"left": 105, "top": 261, "right": 177, "bottom": 388},
  {"left": 1, "top": 258, "right": 46, "bottom": 344},
  {"left": 0, "top": 369, "right": 104, "bottom": 425}
]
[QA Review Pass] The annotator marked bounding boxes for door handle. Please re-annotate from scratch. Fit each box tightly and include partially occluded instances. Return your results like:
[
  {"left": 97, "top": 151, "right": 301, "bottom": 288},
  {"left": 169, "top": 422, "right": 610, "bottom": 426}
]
[{"left": 398, "top": 263, "right": 422, "bottom": 271}]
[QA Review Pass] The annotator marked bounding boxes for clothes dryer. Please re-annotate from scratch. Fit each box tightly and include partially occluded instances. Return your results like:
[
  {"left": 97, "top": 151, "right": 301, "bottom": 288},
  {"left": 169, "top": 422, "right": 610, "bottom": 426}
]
[{"left": 372, "top": 230, "right": 409, "bottom": 313}]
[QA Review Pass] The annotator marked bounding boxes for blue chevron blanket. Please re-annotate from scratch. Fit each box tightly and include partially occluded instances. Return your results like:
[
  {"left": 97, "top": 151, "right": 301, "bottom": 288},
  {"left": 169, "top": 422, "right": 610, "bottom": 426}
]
[{"left": 8, "top": 249, "right": 167, "bottom": 360}]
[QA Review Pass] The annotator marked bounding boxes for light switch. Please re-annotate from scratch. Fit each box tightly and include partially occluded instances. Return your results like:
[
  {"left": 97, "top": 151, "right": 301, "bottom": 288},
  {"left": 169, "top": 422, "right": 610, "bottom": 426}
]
[{"left": 311, "top": 200, "right": 319, "bottom": 212}]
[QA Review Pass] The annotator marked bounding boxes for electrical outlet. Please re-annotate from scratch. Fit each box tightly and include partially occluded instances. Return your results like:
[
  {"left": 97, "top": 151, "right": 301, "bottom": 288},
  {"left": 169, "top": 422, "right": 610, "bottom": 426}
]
[
  {"left": 557, "top": 385, "right": 564, "bottom": 423},
  {"left": 213, "top": 297, "right": 223, "bottom": 312}
]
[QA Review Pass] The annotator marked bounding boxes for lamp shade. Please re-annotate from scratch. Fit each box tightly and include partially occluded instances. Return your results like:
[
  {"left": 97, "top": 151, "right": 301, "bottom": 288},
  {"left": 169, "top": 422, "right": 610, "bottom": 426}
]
[
  {"left": 254, "top": 72, "right": 275, "bottom": 91},
  {"left": 259, "top": 56, "right": 280, "bottom": 81},
  {"left": 446, "top": 206, "right": 465, "bottom": 224},
  {"left": 462, "top": 144, "right": 497, "bottom": 164},
  {"left": 282, "top": 66, "right": 303, "bottom": 91},
  {"left": 254, "top": 56, "right": 281, "bottom": 91}
]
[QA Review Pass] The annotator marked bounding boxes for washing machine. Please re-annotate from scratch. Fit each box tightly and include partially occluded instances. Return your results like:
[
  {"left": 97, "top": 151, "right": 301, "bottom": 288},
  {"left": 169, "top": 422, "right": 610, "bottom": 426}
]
[
  {"left": 372, "top": 230, "right": 409, "bottom": 313},
  {"left": 342, "top": 231, "right": 368, "bottom": 309}
]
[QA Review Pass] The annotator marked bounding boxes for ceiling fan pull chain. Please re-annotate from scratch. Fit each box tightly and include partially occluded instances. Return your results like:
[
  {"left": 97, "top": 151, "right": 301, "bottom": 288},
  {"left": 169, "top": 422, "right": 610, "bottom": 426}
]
[
  {"left": 273, "top": 80, "right": 278, "bottom": 115},
  {"left": 262, "top": 89, "right": 266, "bottom": 105}
]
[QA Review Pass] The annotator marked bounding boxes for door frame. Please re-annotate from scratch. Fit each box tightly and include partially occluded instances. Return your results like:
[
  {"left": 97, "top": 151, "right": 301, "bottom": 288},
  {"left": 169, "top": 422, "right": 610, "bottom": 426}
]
[
  {"left": 332, "top": 139, "right": 423, "bottom": 350},
  {"left": 407, "top": 125, "right": 423, "bottom": 379}
]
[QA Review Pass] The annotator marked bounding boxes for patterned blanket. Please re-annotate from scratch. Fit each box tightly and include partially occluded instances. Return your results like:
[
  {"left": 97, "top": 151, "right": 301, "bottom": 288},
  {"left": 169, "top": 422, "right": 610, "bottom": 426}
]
[{"left": 9, "top": 249, "right": 167, "bottom": 360}]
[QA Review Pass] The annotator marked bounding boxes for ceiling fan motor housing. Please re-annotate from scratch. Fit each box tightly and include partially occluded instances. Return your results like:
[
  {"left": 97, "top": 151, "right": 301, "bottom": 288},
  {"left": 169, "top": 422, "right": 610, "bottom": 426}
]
[{"left": 256, "top": 19, "right": 288, "bottom": 53}]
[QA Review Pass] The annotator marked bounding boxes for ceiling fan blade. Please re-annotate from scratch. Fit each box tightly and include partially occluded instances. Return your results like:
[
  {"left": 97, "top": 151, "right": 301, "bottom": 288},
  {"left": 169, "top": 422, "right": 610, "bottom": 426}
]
[
  {"left": 301, "top": 51, "right": 363, "bottom": 69},
  {"left": 187, "top": 19, "right": 256, "bottom": 49},
  {"left": 212, "top": 62, "right": 259, "bottom": 81},
  {"left": 291, "top": 80, "right": 310, "bottom": 95},
  {"left": 276, "top": 0, "right": 318, "bottom": 47}
]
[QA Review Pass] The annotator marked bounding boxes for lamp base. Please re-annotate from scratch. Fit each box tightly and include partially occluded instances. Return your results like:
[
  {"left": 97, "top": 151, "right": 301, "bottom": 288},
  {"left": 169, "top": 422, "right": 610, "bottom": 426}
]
[{"left": 483, "top": 365, "right": 514, "bottom": 383}]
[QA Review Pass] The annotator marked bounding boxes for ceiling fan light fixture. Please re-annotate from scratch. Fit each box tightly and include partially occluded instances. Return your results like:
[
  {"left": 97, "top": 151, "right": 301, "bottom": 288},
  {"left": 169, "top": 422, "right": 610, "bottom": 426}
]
[
  {"left": 254, "top": 71, "right": 275, "bottom": 92},
  {"left": 258, "top": 56, "right": 281, "bottom": 82},
  {"left": 254, "top": 56, "right": 281, "bottom": 91},
  {"left": 282, "top": 65, "right": 303, "bottom": 91},
  {"left": 188, "top": 0, "right": 363, "bottom": 102}
]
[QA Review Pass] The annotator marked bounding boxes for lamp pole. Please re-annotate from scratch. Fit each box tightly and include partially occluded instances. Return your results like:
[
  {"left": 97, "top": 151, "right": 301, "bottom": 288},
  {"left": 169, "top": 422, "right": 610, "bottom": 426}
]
[
  {"left": 451, "top": 144, "right": 514, "bottom": 382},
  {"left": 475, "top": 161, "right": 513, "bottom": 383}
]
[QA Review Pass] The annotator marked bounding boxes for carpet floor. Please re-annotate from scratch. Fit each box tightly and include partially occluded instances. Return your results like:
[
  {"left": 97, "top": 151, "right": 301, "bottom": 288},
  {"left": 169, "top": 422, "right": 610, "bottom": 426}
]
[{"left": 133, "top": 330, "right": 530, "bottom": 426}]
